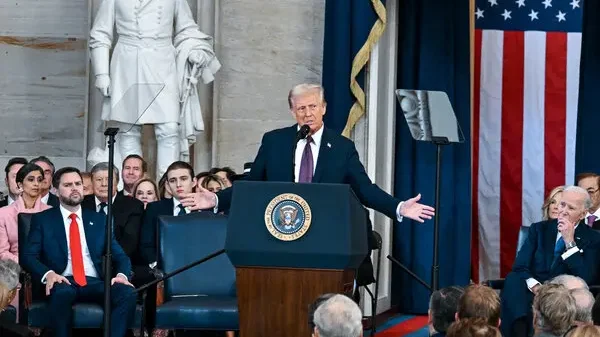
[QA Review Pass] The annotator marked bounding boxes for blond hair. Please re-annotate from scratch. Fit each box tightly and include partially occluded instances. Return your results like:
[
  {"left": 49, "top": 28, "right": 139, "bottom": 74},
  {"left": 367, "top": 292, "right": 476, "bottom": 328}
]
[
  {"left": 287, "top": 83, "right": 325, "bottom": 110},
  {"left": 542, "top": 185, "right": 564, "bottom": 220},
  {"left": 567, "top": 324, "right": 600, "bottom": 337},
  {"left": 0, "top": 260, "right": 19, "bottom": 311},
  {"left": 533, "top": 283, "right": 577, "bottom": 336},
  {"left": 457, "top": 284, "right": 501, "bottom": 326},
  {"left": 447, "top": 318, "right": 502, "bottom": 337}
]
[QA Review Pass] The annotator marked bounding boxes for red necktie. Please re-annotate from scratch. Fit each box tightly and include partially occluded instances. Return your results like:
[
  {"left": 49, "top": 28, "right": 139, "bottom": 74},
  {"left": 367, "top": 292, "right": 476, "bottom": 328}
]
[{"left": 69, "top": 213, "right": 87, "bottom": 286}]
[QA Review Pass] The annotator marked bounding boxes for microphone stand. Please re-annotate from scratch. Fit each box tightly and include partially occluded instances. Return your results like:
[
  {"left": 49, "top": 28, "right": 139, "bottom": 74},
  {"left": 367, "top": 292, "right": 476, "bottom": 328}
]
[{"left": 103, "top": 127, "right": 119, "bottom": 337}]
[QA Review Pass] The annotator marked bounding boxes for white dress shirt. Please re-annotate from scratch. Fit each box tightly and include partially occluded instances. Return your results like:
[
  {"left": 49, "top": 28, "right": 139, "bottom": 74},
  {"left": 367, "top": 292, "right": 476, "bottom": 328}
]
[
  {"left": 95, "top": 195, "right": 117, "bottom": 214},
  {"left": 40, "top": 193, "right": 49, "bottom": 205},
  {"left": 526, "top": 224, "right": 580, "bottom": 291}
]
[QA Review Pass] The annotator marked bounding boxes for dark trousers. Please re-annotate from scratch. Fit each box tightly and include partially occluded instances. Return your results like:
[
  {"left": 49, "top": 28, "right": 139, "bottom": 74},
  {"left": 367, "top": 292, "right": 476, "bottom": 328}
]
[
  {"left": 131, "top": 265, "right": 157, "bottom": 331},
  {"left": 47, "top": 276, "right": 136, "bottom": 337}
]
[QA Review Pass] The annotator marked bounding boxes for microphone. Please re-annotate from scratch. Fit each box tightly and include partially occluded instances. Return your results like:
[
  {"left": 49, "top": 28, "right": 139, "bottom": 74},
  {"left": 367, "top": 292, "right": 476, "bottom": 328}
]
[
  {"left": 296, "top": 124, "right": 311, "bottom": 142},
  {"left": 292, "top": 124, "right": 311, "bottom": 181}
]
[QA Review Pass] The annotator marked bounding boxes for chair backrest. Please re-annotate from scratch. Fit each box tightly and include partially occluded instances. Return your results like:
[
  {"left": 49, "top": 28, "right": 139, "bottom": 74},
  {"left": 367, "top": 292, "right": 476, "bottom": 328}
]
[
  {"left": 17, "top": 213, "right": 34, "bottom": 263},
  {"left": 516, "top": 225, "right": 530, "bottom": 253},
  {"left": 158, "top": 212, "right": 236, "bottom": 298}
]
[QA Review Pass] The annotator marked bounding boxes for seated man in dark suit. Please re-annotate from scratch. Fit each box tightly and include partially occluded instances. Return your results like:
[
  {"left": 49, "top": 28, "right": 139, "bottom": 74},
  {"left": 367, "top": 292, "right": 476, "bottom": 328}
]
[
  {"left": 1, "top": 157, "right": 28, "bottom": 208},
  {"left": 21, "top": 167, "right": 137, "bottom": 337},
  {"left": 427, "top": 286, "right": 464, "bottom": 337},
  {"left": 500, "top": 185, "right": 600, "bottom": 337},
  {"left": 29, "top": 156, "right": 60, "bottom": 208},
  {"left": 576, "top": 172, "right": 600, "bottom": 228},
  {"left": 140, "top": 161, "right": 197, "bottom": 267}
]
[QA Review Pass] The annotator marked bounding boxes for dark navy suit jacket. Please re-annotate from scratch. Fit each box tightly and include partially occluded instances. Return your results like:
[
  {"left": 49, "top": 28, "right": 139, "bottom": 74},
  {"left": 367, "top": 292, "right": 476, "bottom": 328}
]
[
  {"left": 500, "top": 219, "right": 600, "bottom": 335},
  {"left": 139, "top": 198, "right": 174, "bottom": 265},
  {"left": 216, "top": 125, "right": 401, "bottom": 218},
  {"left": 21, "top": 207, "right": 132, "bottom": 283}
]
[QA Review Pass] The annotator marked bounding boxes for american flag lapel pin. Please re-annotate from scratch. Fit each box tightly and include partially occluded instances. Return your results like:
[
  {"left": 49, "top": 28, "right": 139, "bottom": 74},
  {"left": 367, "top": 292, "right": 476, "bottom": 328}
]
[
  {"left": 89, "top": 221, "right": 94, "bottom": 226},
  {"left": 327, "top": 142, "right": 331, "bottom": 148}
]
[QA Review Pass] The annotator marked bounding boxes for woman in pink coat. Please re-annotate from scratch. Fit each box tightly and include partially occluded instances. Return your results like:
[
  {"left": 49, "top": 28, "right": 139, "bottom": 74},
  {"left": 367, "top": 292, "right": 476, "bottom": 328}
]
[{"left": 0, "top": 163, "right": 50, "bottom": 262}]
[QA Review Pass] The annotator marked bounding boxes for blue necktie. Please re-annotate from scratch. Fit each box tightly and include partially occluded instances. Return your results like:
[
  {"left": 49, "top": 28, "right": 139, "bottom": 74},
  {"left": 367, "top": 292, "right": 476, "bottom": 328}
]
[
  {"left": 555, "top": 237, "right": 565, "bottom": 257},
  {"left": 177, "top": 204, "right": 187, "bottom": 216}
]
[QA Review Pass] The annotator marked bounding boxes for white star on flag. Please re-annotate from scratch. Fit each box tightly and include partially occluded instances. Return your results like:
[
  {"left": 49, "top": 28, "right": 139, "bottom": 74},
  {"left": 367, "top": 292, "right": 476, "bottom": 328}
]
[
  {"left": 501, "top": 9, "right": 512, "bottom": 20},
  {"left": 542, "top": 0, "right": 552, "bottom": 9},
  {"left": 516, "top": 0, "right": 526, "bottom": 8},
  {"left": 528, "top": 10, "right": 539, "bottom": 21},
  {"left": 476, "top": 8, "right": 485, "bottom": 19},
  {"left": 570, "top": 0, "right": 580, "bottom": 9},
  {"left": 488, "top": 0, "right": 498, "bottom": 6},
  {"left": 556, "top": 11, "right": 566, "bottom": 22}
]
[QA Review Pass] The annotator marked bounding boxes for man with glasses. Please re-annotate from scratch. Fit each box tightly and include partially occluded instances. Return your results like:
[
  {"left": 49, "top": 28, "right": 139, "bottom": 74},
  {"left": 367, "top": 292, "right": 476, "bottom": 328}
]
[{"left": 576, "top": 173, "right": 600, "bottom": 228}]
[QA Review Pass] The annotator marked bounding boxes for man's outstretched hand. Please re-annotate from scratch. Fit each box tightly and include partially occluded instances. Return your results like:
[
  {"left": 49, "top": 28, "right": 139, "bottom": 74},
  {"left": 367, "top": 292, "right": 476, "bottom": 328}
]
[
  {"left": 400, "top": 194, "right": 435, "bottom": 223},
  {"left": 180, "top": 186, "right": 217, "bottom": 211}
]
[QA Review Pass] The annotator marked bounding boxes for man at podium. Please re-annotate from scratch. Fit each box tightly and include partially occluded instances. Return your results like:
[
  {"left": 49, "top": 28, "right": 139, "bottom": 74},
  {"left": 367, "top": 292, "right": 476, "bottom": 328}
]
[{"left": 184, "top": 83, "right": 434, "bottom": 225}]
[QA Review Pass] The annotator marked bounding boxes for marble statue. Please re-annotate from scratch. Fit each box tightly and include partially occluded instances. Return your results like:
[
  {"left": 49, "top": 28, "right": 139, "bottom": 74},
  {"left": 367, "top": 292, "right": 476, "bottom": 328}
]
[{"left": 89, "top": 0, "right": 220, "bottom": 178}]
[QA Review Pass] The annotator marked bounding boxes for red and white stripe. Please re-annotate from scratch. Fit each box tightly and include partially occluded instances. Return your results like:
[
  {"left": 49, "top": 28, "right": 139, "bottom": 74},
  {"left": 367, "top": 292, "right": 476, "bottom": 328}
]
[{"left": 472, "top": 29, "right": 582, "bottom": 282}]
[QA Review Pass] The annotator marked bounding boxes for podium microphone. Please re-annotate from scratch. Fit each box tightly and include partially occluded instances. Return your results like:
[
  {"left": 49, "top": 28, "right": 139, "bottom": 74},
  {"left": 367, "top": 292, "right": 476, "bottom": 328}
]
[{"left": 292, "top": 124, "right": 311, "bottom": 182}]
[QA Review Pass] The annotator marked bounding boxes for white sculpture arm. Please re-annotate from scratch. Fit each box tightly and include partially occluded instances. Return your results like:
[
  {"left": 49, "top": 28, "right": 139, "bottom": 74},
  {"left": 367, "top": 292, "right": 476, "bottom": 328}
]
[
  {"left": 173, "top": 0, "right": 215, "bottom": 66},
  {"left": 89, "top": 0, "right": 115, "bottom": 96}
]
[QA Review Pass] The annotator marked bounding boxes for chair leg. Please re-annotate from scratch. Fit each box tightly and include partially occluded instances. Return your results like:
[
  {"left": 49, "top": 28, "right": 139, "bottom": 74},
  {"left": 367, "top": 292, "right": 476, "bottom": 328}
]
[{"left": 371, "top": 246, "right": 382, "bottom": 336}]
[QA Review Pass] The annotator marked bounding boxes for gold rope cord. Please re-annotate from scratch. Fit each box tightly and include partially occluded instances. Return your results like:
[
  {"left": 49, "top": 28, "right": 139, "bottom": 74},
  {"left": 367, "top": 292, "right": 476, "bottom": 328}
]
[{"left": 341, "top": 0, "right": 387, "bottom": 138}]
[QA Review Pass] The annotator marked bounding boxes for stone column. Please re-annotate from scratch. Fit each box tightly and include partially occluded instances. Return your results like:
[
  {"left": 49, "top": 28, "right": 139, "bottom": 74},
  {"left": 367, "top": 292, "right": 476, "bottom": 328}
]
[{"left": 212, "top": 0, "right": 325, "bottom": 173}]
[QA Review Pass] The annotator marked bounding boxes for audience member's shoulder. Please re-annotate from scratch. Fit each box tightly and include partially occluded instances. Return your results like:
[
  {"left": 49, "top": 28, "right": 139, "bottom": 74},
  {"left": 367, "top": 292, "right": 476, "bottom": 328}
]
[{"left": 145, "top": 199, "right": 167, "bottom": 212}]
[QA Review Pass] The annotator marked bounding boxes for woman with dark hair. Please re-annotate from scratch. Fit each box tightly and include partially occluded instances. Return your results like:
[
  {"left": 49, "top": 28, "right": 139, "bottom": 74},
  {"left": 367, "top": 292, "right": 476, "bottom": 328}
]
[
  {"left": 133, "top": 178, "right": 160, "bottom": 209},
  {"left": 0, "top": 163, "right": 49, "bottom": 262},
  {"left": 158, "top": 172, "right": 172, "bottom": 199}
]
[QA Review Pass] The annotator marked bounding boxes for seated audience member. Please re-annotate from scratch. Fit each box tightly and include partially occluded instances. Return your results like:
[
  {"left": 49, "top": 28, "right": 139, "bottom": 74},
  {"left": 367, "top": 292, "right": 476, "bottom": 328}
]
[
  {"left": 209, "top": 167, "right": 236, "bottom": 188},
  {"left": 500, "top": 186, "right": 600, "bottom": 337},
  {"left": 543, "top": 185, "right": 564, "bottom": 220},
  {"left": 457, "top": 284, "right": 501, "bottom": 327},
  {"left": 549, "top": 274, "right": 588, "bottom": 290},
  {"left": 0, "top": 259, "right": 19, "bottom": 312},
  {"left": 428, "top": 286, "right": 465, "bottom": 337},
  {"left": 312, "top": 294, "right": 363, "bottom": 337},
  {"left": 158, "top": 172, "right": 172, "bottom": 199},
  {"left": 569, "top": 288, "right": 595, "bottom": 325},
  {"left": 140, "top": 161, "right": 197, "bottom": 267},
  {"left": 30, "top": 156, "right": 59, "bottom": 207},
  {"left": 308, "top": 293, "right": 336, "bottom": 333},
  {"left": 532, "top": 284, "right": 577, "bottom": 337},
  {"left": 195, "top": 171, "right": 210, "bottom": 188},
  {"left": 0, "top": 157, "right": 28, "bottom": 207},
  {"left": 0, "top": 163, "right": 49, "bottom": 262},
  {"left": 446, "top": 318, "right": 501, "bottom": 337},
  {"left": 576, "top": 173, "right": 600, "bottom": 228},
  {"left": 201, "top": 174, "right": 224, "bottom": 193},
  {"left": 21, "top": 167, "right": 136, "bottom": 337},
  {"left": 566, "top": 324, "right": 600, "bottom": 337},
  {"left": 81, "top": 172, "right": 93, "bottom": 196},
  {"left": 133, "top": 178, "right": 159, "bottom": 209},
  {"left": 81, "top": 162, "right": 144, "bottom": 264},
  {"left": 120, "top": 154, "right": 147, "bottom": 197}
]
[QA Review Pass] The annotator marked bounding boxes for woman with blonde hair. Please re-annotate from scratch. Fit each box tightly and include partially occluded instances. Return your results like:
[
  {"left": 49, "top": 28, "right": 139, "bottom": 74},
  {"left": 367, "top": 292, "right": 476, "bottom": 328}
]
[{"left": 542, "top": 185, "right": 564, "bottom": 221}]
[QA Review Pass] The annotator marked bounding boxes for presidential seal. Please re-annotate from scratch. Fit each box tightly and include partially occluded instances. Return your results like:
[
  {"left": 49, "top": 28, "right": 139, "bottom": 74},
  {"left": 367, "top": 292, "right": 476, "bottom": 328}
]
[{"left": 264, "top": 193, "right": 312, "bottom": 241}]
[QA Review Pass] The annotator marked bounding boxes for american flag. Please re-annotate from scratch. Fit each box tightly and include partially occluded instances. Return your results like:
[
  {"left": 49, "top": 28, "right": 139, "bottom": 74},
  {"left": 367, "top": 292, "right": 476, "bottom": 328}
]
[{"left": 472, "top": 0, "right": 584, "bottom": 282}]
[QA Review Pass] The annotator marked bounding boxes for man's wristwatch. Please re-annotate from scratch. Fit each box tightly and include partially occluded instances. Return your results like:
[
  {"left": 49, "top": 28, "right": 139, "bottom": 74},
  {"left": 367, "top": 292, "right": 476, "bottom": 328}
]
[{"left": 566, "top": 241, "right": 577, "bottom": 249}]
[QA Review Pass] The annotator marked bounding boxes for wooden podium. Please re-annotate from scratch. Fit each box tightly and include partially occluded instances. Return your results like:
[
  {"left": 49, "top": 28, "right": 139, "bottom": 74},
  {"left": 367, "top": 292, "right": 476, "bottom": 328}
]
[{"left": 225, "top": 181, "right": 368, "bottom": 337}]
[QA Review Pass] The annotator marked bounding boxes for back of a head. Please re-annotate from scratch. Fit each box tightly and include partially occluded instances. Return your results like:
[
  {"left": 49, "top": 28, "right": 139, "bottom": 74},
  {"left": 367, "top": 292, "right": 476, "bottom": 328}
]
[
  {"left": 549, "top": 274, "right": 589, "bottom": 290},
  {"left": 533, "top": 283, "right": 577, "bottom": 336},
  {"left": 570, "top": 288, "right": 595, "bottom": 323},
  {"left": 313, "top": 294, "right": 362, "bottom": 337},
  {"left": 446, "top": 318, "right": 502, "bottom": 337},
  {"left": 567, "top": 324, "right": 600, "bottom": 337},
  {"left": 0, "top": 259, "right": 20, "bottom": 310},
  {"left": 429, "top": 286, "right": 465, "bottom": 333},
  {"left": 457, "top": 285, "right": 501, "bottom": 327}
]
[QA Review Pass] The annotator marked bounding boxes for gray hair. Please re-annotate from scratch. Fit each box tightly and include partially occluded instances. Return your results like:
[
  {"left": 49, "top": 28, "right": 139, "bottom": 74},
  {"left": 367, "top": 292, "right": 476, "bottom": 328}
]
[
  {"left": 0, "top": 259, "right": 20, "bottom": 290},
  {"left": 563, "top": 185, "right": 592, "bottom": 210},
  {"left": 287, "top": 83, "right": 325, "bottom": 110},
  {"left": 91, "top": 162, "right": 120, "bottom": 183},
  {"left": 548, "top": 274, "right": 589, "bottom": 290},
  {"left": 570, "top": 288, "right": 595, "bottom": 323},
  {"left": 313, "top": 294, "right": 362, "bottom": 337},
  {"left": 533, "top": 284, "right": 577, "bottom": 336}
]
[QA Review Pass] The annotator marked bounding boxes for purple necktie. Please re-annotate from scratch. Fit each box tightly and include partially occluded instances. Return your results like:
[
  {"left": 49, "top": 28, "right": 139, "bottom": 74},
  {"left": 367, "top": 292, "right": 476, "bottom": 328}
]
[
  {"left": 298, "top": 136, "right": 314, "bottom": 183},
  {"left": 588, "top": 215, "right": 597, "bottom": 226}
]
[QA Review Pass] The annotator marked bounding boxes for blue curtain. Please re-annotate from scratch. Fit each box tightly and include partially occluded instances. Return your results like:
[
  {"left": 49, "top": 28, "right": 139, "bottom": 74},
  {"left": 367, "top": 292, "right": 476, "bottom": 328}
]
[
  {"left": 392, "top": 0, "right": 472, "bottom": 313},
  {"left": 575, "top": 0, "right": 599, "bottom": 175},
  {"left": 321, "top": 0, "right": 382, "bottom": 133}
]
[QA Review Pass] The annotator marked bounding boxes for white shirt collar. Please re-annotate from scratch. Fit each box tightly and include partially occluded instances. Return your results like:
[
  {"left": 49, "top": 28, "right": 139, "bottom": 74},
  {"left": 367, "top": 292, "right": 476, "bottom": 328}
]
[
  {"left": 7, "top": 195, "right": 15, "bottom": 205},
  {"left": 95, "top": 195, "right": 116, "bottom": 207},
  {"left": 297, "top": 124, "right": 324, "bottom": 147},
  {"left": 172, "top": 198, "right": 189, "bottom": 215},
  {"left": 59, "top": 204, "right": 82, "bottom": 221},
  {"left": 41, "top": 192, "right": 50, "bottom": 204}
]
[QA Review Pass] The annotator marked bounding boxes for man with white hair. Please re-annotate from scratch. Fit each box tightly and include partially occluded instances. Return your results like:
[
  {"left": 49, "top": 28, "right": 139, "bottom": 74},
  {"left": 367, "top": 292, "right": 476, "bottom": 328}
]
[
  {"left": 0, "top": 259, "right": 19, "bottom": 311},
  {"left": 548, "top": 274, "right": 588, "bottom": 290},
  {"left": 570, "top": 288, "right": 595, "bottom": 325},
  {"left": 312, "top": 294, "right": 363, "bottom": 337},
  {"left": 500, "top": 185, "right": 600, "bottom": 337}
]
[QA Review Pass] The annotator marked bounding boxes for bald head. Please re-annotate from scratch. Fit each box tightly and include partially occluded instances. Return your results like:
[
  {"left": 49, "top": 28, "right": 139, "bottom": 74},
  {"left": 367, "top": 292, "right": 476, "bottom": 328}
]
[
  {"left": 549, "top": 275, "right": 588, "bottom": 290},
  {"left": 570, "top": 288, "right": 595, "bottom": 323}
]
